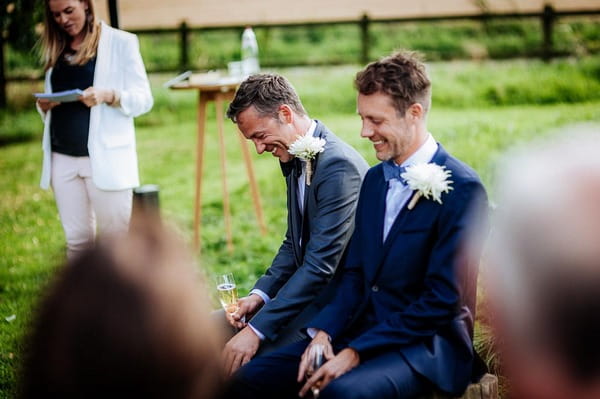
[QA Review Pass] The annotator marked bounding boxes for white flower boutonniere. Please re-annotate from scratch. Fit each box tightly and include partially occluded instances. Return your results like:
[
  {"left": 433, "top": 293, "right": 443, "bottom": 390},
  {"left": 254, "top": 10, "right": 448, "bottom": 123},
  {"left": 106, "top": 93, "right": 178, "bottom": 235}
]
[
  {"left": 401, "top": 163, "right": 453, "bottom": 210},
  {"left": 288, "top": 135, "right": 326, "bottom": 186}
]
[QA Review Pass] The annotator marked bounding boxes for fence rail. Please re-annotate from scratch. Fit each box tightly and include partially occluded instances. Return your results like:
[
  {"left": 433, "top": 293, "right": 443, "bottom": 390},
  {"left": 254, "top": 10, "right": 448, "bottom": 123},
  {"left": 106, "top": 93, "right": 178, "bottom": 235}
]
[{"left": 5, "top": 5, "right": 600, "bottom": 81}]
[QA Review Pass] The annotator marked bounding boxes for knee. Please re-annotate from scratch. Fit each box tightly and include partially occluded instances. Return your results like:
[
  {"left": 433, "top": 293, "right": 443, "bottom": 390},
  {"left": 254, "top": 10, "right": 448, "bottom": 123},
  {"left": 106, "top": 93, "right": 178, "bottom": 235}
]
[
  {"left": 321, "top": 378, "right": 368, "bottom": 399},
  {"left": 224, "top": 362, "right": 276, "bottom": 399},
  {"left": 64, "top": 222, "right": 94, "bottom": 250}
]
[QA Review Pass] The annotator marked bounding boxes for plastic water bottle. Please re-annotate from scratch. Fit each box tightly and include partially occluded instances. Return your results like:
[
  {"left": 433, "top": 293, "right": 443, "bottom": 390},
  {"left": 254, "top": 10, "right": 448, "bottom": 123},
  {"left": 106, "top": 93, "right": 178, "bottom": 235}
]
[{"left": 241, "top": 27, "right": 260, "bottom": 76}]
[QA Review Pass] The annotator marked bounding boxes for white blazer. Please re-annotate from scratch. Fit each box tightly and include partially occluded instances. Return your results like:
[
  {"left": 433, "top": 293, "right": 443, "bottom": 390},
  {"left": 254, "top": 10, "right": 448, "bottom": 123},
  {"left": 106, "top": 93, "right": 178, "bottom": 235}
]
[{"left": 39, "top": 22, "right": 153, "bottom": 190}]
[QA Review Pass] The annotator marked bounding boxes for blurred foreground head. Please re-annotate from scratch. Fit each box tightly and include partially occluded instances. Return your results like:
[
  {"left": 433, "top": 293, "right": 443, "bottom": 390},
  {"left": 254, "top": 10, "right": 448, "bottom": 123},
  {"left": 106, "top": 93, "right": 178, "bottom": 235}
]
[
  {"left": 20, "top": 217, "right": 222, "bottom": 398},
  {"left": 483, "top": 126, "right": 600, "bottom": 399}
]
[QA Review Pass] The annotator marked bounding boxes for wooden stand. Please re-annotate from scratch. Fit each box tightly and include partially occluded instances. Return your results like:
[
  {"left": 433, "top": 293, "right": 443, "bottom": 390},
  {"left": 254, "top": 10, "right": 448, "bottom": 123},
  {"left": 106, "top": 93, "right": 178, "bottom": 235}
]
[{"left": 171, "top": 78, "right": 266, "bottom": 252}]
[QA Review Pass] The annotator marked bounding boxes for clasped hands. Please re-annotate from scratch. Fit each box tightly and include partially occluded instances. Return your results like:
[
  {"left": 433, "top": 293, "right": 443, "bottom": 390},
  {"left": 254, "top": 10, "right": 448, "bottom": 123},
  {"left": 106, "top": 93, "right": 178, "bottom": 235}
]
[
  {"left": 297, "top": 330, "right": 360, "bottom": 397},
  {"left": 36, "top": 87, "right": 115, "bottom": 112},
  {"left": 222, "top": 298, "right": 360, "bottom": 395}
]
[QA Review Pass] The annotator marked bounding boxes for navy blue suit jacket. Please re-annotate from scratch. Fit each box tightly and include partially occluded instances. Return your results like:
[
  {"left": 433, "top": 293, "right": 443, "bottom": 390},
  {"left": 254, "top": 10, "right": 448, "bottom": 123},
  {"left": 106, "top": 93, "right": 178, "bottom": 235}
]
[{"left": 309, "top": 144, "right": 488, "bottom": 395}]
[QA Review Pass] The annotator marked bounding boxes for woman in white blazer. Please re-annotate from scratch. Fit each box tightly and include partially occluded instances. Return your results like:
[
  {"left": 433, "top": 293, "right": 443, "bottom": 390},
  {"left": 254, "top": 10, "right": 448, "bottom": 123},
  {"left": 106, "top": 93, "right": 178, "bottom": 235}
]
[{"left": 37, "top": 0, "right": 153, "bottom": 258}]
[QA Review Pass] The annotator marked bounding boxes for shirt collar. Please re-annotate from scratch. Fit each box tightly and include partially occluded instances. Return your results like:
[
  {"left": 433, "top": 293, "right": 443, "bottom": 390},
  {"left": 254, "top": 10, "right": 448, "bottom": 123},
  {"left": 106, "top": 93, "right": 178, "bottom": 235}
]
[
  {"left": 399, "top": 133, "right": 437, "bottom": 167},
  {"left": 306, "top": 120, "right": 317, "bottom": 138}
]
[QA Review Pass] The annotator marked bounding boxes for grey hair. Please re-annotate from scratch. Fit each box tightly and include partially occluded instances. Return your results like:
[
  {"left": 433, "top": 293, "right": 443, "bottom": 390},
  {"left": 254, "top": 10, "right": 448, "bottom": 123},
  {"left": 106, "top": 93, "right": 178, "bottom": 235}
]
[{"left": 226, "top": 73, "right": 307, "bottom": 123}]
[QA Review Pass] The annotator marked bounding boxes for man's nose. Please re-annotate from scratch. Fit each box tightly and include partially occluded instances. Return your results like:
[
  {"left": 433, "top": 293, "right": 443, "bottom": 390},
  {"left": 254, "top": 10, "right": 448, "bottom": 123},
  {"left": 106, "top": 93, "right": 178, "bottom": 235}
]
[
  {"left": 254, "top": 141, "right": 265, "bottom": 154},
  {"left": 360, "top": 123, "right": 373, "bottom": 138}
]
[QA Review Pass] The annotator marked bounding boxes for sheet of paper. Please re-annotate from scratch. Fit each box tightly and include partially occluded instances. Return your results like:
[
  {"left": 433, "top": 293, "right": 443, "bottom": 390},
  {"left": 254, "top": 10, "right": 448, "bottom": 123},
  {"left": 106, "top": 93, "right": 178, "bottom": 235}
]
[
  {"left": 163, "top": 70, "right": 192, "bottom": 88},
  {"left": 34, "top": 89, "right": 84, "bottom": 103}
]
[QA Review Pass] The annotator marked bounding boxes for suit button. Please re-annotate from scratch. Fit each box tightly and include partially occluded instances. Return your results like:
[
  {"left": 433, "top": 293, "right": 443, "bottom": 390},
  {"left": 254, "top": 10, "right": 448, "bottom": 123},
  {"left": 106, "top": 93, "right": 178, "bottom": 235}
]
[{"left": 371, "top": 285, "right": 379, "bottom": 292}]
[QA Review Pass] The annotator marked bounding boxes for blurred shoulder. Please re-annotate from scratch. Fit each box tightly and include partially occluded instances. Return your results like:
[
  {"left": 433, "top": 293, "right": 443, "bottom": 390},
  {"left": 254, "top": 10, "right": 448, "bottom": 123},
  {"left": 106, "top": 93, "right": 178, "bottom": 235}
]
[{"left": 100, "top": 21, "right": 138, "bottom": 44}]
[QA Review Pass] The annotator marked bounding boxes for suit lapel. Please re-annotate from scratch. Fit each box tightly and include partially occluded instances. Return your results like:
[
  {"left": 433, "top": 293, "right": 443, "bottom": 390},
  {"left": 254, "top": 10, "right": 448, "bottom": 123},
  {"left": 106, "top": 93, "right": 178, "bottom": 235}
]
[
  {"left": 286, "top": 172, "right": 303, "bottom": 266},
  {"left": 298, "top": 121, "right": 325, "bottom": 252},
  {"left": 364, "top": 167, "right": 388, "bottom": 275},
  {"left": 375, "top": 144, "right": 449, "bottom": 277}
]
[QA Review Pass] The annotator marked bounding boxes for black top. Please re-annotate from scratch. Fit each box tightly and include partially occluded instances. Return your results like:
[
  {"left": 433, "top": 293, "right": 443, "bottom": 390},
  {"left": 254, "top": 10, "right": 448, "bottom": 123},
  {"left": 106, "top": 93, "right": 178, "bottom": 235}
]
[{"left": 50, "top": 50, "right": 96, "bottom": 156}]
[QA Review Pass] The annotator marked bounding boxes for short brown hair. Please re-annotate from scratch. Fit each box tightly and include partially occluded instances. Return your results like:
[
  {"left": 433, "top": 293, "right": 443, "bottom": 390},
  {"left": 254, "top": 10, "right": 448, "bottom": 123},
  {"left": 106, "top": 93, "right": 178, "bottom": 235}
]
[
  {"left": 227, "top": 73, "right": 307, "bottom": 122},
  {"left": 355, "top": 50, "right": 431, "bottom": 116}
]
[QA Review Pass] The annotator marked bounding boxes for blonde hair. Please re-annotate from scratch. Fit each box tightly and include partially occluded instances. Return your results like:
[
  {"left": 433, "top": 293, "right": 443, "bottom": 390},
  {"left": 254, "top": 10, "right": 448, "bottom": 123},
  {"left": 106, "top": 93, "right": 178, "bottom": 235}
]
[{"left": 41, "top": 0, "right": 101, "bottom": 71}]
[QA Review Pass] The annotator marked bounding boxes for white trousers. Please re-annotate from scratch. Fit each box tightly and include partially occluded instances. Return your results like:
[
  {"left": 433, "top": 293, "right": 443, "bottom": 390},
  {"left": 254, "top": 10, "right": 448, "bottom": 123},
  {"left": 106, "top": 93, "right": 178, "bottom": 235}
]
[{"left": 51, "top": 152, "right": 132, "bottom": 259}]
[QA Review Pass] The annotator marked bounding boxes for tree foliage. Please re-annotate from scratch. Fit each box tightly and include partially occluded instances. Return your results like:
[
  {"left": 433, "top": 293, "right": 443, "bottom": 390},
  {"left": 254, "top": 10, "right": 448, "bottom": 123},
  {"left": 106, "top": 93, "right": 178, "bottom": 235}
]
[{"left": 2, "top": 0, "right": 43, "bottom": 51}]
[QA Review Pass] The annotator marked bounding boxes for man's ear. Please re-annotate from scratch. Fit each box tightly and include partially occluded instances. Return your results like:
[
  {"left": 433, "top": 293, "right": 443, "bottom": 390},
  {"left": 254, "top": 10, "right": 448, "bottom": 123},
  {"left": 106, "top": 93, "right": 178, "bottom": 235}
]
[
  {"left": 277, "top": 105, "right": 294, "bottom": 124},
  {"left": 407, "top": 103, "right": 424, "bottom": 120}
]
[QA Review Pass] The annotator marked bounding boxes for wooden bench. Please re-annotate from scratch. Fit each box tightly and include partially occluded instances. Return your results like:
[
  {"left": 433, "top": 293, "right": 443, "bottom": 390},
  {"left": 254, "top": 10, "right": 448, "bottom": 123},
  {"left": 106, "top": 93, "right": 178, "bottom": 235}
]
[{"left": 422, "top": 374, "right": 498, "bottom": 399}]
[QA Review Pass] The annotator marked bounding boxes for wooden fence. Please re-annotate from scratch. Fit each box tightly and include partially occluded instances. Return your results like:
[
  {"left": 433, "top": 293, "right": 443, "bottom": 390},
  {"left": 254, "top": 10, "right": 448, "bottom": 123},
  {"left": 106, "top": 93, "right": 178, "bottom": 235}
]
[{"left": 123, "top": 5, "right": 599, "bottom": 72}]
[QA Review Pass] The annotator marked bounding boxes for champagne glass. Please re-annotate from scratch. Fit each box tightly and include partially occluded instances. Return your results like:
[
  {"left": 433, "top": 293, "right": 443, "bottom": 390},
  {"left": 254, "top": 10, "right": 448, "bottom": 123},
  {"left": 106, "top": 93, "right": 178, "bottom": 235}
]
[
  {"left": 305, "top": 344, "right": 325, "bottom": 398},
  {"left": 216, "top": 273, "right": 239, "bottom": 316}
]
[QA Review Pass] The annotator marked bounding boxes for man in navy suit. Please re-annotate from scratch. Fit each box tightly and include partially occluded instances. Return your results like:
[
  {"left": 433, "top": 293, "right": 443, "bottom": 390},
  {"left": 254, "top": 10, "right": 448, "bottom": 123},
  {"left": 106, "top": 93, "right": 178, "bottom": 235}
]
[
  {"left": 221, "top": 74, "right": 368, "bottom": 375},
  {"left": 226, "top": 51, "right": 488, "bottom": 398}
]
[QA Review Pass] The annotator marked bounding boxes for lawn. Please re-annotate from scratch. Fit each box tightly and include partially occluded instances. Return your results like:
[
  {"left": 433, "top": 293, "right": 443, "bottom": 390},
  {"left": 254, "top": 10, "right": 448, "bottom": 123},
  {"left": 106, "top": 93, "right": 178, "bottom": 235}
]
[{"left": 1, "top": 57, "right": 600, "bottom": 397}]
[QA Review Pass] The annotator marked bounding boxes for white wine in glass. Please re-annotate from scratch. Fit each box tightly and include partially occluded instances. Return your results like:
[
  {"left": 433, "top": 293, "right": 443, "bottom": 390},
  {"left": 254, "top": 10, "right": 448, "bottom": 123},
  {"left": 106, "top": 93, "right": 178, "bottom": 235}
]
[{"left": 217, "top": 273, "right": 239, "bottom": 315}]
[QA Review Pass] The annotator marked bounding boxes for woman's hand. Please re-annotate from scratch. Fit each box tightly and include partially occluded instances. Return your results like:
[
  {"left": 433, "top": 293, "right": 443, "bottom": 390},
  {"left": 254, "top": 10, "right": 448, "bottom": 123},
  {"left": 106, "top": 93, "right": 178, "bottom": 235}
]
[
  {"left": 36, "top": 98, "right": 60, "bottom": 112},
  {"left": 80, "top": 87, "right": 115, "bottom": 107}
]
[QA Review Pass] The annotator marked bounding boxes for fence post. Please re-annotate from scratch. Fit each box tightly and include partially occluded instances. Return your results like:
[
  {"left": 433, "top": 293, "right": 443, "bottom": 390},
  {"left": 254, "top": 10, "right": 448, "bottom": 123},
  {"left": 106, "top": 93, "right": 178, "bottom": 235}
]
[
  {"left": 108, "top": 0, "right": 119, "bottom": 28},
  {"left": 542, "top": 5, "right": 555, "bottom": 61},
  {"left": 179, "top": 21, "right": 190, "bottom": 70},
  {"left": 360, "top": 13, "right": 370, "bottom": 64},
  {"left": 0, "top": 35, "right": 6, "bottom": 109}
]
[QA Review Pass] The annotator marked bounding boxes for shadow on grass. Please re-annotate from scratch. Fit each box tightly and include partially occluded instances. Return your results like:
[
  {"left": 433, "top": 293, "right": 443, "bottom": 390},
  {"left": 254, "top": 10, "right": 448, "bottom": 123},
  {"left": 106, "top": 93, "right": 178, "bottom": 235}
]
[{"left": 0, "top": 133, "right": 37, "bottom": 147}]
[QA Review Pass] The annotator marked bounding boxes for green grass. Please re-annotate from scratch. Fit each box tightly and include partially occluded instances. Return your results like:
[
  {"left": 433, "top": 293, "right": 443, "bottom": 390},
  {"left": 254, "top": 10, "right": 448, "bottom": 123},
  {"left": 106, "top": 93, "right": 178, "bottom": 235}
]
[{"left": 1, "top": 58, "right": 600, "bottom": 397}]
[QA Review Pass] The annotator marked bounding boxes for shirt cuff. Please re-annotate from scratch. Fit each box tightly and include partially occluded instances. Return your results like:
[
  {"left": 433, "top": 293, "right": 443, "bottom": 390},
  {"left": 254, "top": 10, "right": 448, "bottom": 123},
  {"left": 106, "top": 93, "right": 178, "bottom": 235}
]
[
  {"left": 307, "top": 327, "right": 319, "bottom": 339},
  {"left": 250, "top": 289, "right": 270, "bottom": 304},
  {"left": 307, "top": 328, "right": 332, "bottom": 341},
  {"left": 248, "top": 323, "right": 266, "bottom": 341}
]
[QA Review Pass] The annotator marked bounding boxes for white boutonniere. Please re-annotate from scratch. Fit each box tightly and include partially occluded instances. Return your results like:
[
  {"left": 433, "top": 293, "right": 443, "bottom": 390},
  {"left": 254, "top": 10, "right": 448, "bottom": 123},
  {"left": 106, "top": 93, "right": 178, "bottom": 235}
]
[
  {"left": 288, "top": 135, "right": 326, "bottom": 186},
  {"left": 401, "top": 163, "right": 453, "bottom": 210}
]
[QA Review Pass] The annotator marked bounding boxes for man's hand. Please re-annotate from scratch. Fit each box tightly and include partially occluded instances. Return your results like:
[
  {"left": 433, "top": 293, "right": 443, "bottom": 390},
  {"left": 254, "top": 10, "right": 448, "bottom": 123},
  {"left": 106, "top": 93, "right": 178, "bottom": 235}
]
[
  {"left": 222, "top": 326, "right": 261, "bottom": 376},
  {"left": 297, "top": 330, "right": 335, "bottom": 383},
  {"left": 227, "top": 294, "right": 264, "bottom": 329},
  {"left": 298, "top": 347, "right": 360, "bottom": 398}
]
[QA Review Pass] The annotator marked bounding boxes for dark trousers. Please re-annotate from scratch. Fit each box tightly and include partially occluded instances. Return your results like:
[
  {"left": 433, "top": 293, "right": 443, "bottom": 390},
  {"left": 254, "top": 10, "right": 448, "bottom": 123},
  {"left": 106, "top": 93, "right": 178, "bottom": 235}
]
[{"left": 224, "top": 339, "right": 430, "bottom": 399}]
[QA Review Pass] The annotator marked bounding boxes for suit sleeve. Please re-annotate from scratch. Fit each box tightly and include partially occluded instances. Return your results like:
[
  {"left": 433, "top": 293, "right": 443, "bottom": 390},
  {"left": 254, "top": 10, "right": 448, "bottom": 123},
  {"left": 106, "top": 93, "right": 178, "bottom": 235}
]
[
  {"left": 117, "top": 33, "right": 153, "bottom": 117},
  {"left": 252, "top": 223, "right": 297, "bottom": 300},
  {"left": 306, "top": 169, "right": 381, "bottom": 339},
  {"left": 250, "top": 156, "right": 364, "bottom": 341},
  {"left": 348, "top": 181, "right": 487, "bottom": 355},
  {"left": 306, "top": 228, "right": 365, "bottom": 340}
]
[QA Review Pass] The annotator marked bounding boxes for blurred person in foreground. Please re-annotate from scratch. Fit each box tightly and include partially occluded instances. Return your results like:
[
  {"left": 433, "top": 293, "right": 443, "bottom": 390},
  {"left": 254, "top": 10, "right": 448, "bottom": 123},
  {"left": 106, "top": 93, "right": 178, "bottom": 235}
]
[
  {"left": 226, "top": 50, "right": 489, "bottom": 398},
  {"left": 221, "top": 73, "right": 368, "bottom": 374},
  {"left": 481, "top": 127, "right": 600, "bottom": 399},
  {"left": 37, "top": 0, "right": 153, "bottom": 259},
  {"left": 19, "top": 216, "right": 222, "bottom": 399}
]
